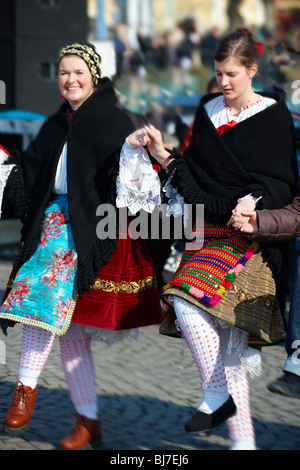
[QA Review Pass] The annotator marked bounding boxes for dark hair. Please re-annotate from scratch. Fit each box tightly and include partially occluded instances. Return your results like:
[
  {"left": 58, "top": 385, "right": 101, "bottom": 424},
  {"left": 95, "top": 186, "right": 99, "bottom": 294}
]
[{"left": 214, "top": 28, "right": 258, "bottom": 69}]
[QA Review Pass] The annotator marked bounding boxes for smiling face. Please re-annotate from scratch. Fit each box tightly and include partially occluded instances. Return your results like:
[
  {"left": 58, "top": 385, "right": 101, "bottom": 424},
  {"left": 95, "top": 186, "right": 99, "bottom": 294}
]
[
  {"left": 215, "top": 56, "right": 257, "bottom": 104},
  {"left": 58, "top": 55, "right": 95, "bottom": 110}
]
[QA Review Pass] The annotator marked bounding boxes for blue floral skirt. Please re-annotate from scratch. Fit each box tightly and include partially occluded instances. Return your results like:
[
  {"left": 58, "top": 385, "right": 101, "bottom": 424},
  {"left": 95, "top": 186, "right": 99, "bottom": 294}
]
[{"left": 0, "top": 195, "right": 78, "bottom": 335}]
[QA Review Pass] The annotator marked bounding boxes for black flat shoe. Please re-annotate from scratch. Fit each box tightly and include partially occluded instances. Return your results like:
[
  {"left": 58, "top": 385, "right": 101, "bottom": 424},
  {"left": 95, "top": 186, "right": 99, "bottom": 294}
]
[{"left": 185, "top": 395, "right": 237, "bottom": 433}]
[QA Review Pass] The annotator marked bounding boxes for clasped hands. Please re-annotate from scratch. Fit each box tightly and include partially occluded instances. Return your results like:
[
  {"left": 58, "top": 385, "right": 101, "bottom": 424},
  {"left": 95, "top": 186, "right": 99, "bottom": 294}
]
[
  {"left": 227, "top": 198, "right": 258, "bottom": 234},
  {"left": 127, "top": 125, "right": 172, "bottom": 169}
]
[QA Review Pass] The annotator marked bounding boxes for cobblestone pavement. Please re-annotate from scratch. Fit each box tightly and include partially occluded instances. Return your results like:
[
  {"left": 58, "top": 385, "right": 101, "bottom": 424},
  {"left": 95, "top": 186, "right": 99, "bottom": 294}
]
[{"left": 0, "top": 256, "right": 299, "bottom": 452}]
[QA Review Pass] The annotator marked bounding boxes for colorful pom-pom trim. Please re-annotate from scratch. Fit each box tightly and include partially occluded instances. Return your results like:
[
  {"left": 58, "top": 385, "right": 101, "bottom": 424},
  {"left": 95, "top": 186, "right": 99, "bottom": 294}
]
[{"left": 164, "top": 242, "right": 259, "bottom": 306}]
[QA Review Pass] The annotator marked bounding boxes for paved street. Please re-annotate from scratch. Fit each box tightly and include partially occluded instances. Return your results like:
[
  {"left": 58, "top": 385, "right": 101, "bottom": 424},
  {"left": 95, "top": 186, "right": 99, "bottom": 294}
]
[{"left": 0, "top": 254, "right": 299, "bottom": 452}]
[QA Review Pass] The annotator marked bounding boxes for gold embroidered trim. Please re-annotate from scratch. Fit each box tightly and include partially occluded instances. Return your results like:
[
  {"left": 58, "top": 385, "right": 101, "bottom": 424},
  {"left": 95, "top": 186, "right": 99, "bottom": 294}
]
[
  {"left": 6, "top": 277, "right": 14, "bottom": 289},
  {"left": 92, "top": 276, "right": 157, "bottom": 294},
  {"left": 227, "top": 283, "right": 280, "bottom": 311},
  {"left": 0, "top": 291, "right": 78, "bottom": 337}
]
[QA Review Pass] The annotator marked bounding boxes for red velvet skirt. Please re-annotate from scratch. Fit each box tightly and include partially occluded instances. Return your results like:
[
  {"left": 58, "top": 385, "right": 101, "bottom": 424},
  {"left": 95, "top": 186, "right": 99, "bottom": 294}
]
[{"left": 72, "top": 236, "right": 163, "bottom": 330}]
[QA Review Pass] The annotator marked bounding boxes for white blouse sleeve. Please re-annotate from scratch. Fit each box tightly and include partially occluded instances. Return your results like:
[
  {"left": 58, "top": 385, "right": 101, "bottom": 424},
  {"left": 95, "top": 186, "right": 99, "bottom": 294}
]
[
  {"left": 116, "top": 138, "right": 161, "bottom": 215},
  {"left": 0, "top": 148, "right": 17, "bottom": 218}
]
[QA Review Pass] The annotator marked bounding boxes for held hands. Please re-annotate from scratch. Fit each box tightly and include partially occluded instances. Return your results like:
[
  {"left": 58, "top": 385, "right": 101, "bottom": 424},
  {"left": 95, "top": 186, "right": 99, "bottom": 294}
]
[
  {"left": 127, "top": 125, "right": 172, "bottom": 168},
  {"left": 227, "top": 199, "right": 258, "bottom": 233},
  {"left": 238, "top": 210, "right": 258, "bottom": 233}
]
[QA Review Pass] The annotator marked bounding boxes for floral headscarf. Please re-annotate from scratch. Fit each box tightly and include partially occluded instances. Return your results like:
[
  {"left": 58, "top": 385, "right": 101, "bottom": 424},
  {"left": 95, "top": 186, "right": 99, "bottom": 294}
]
[{"left": 58, "top": 42, "right": 101, "bottom": 86}]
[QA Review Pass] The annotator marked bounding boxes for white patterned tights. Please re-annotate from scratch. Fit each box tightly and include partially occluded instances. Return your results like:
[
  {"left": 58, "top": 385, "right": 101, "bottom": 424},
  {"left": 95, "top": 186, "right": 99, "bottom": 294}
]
[
  {"left": 173, "top": 296, "right": 256, "bottom": 450},
  {"left": 18, "top": 323, "right": 98, "bottom": 419},
  {"left": 17, "top": 305, "right": 256, "bottom": 449}
]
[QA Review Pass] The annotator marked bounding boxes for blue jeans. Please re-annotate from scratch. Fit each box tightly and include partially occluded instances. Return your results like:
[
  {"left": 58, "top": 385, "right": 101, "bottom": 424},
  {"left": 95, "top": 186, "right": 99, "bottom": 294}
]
[{"left": 284, "top": 251, "right": 300, "bottom": 377}]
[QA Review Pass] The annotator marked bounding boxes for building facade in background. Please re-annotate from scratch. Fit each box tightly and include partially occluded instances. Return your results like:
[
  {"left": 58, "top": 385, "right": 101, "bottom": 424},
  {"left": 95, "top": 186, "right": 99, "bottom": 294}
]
[
  {"left": 0, "top": 0, "right": 88, "bottom": 114},
  {"left": 1, "top": 0, "right": 300, "bottom": 116}
]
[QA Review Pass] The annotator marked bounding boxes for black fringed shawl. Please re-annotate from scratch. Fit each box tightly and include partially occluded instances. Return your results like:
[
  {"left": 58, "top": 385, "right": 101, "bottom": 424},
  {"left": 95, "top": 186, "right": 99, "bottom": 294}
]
[
  {"left": 167, "top": 91, "right": 299, "bottom": 309},
  {"left": 169, "top": 91, "right": 298, "bottom": 223},
  {"left": 5, "top": 78, "right": 134, "bottom": 297}
]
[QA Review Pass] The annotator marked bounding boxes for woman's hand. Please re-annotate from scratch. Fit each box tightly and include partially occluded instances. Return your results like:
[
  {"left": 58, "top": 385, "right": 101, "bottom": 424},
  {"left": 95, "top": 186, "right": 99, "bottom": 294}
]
[
  {"left": 227, "top": 198, "right": 256, "bottom": 230},
  {"left": 128, "top": 125, "right": 172, "bottom": 169},
  {"left": 238, "top": 210, "right": 258, "bottom": 233},
  {"left": 146, "top": 125, "right": 174, "bottom": 168},
  {"left": 127, "top": 128, "right": 152, "bottom": 148}
]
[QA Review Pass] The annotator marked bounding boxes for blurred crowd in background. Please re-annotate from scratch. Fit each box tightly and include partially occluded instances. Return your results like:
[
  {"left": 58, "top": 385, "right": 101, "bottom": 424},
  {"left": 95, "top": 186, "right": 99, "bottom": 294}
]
[{"left": 96, "top": 18, "right": 300, "bottom": 148}]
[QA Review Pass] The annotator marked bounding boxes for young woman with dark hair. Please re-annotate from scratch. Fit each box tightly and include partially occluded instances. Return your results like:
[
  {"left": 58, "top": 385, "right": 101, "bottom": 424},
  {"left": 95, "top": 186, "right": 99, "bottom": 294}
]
[{"left": 127, "top": 28, "right": 298, "bottom": 450}]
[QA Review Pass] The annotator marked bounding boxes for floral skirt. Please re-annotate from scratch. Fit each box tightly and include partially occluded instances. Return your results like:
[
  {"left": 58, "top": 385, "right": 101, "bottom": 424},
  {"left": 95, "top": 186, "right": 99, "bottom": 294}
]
[
  {"left": 0, "top": 195, "right": 77, "bottom": 335},
  {"left": 0, "top": 196, "right": 163, "bottom": 337}
]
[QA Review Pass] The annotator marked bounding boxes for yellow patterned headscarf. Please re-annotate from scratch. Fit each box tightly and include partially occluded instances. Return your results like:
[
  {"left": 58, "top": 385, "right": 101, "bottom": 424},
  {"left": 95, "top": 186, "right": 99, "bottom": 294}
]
[{"left": 58, "top": 42, "right": 102, "bottom": 86}]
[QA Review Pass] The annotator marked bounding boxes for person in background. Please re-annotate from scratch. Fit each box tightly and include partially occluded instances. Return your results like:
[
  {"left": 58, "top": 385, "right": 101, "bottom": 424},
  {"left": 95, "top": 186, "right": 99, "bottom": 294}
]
[{"left": 179, "top": 75, "right": 220, "bottom": 153}]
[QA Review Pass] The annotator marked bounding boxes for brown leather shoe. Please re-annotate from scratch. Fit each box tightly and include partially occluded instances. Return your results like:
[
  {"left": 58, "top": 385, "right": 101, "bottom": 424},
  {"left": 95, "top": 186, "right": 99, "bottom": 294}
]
[
  {"left": 4, "top": 381, "right": 38, "bottom": 434},
  {"left": 60, "top": 414, "right": 101, "bottom": 450}
]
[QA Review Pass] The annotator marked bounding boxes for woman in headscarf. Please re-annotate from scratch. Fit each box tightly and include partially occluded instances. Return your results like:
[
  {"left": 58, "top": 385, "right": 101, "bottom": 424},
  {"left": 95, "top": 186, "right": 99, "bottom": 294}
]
[{"left": 0, "top": 42, "right": 162, "bottom": 449}]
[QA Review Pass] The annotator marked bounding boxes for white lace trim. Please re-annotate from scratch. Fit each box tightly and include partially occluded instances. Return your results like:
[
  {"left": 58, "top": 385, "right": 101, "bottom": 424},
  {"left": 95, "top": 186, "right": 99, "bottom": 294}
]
[
  {"left": 217, "top": 320, "right": 262, "bottom": 378},
  {"left": 0, "top": 149, "right": 16, "bottom": 218},
  {"left": 116, "top": 139, "right": 161, "bottom": 215},
  {"left": 163, "top": 171, "right": 185, "bottom": 217},
  {"left": 83, "top": 326, "right": 139, "bottom": 346},
  {"left": 163, "top": 171, "right": 191, "bottom": 228}
]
